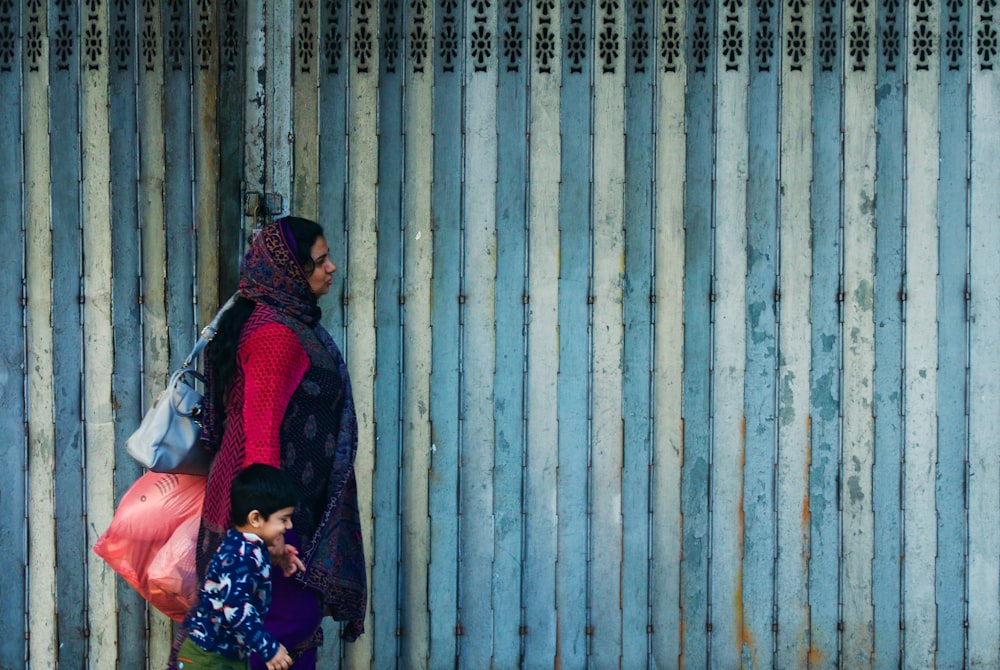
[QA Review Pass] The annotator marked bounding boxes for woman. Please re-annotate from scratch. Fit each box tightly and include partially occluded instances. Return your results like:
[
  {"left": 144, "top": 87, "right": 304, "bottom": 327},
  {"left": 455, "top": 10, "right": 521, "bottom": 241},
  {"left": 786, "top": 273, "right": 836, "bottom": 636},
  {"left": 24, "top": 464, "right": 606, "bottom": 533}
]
[{"left": 179, "top": 217, "right": 366, "bottom": 668}]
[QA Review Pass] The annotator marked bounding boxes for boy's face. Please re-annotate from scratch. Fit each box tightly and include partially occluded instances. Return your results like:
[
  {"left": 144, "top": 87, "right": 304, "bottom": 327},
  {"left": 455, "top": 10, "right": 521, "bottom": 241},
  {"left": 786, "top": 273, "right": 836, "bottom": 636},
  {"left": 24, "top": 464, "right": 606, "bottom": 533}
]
[{"left": 250, "top": 506, "right": 295, "bottom": 548}]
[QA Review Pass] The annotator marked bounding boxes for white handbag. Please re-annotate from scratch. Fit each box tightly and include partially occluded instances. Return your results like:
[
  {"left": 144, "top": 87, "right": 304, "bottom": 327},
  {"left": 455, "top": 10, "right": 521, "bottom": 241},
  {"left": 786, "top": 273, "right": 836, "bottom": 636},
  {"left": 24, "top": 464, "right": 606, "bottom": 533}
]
[{"left": 126, "top": 294, "right": 239, "bottom": 475}]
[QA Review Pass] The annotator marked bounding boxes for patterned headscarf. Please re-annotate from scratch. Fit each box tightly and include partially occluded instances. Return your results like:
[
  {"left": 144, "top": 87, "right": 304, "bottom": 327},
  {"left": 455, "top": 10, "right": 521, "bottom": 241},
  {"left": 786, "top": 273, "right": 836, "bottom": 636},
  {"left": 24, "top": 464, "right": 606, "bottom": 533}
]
[{"left": 239, "top": 217, "right": 321, "bottom": 326}]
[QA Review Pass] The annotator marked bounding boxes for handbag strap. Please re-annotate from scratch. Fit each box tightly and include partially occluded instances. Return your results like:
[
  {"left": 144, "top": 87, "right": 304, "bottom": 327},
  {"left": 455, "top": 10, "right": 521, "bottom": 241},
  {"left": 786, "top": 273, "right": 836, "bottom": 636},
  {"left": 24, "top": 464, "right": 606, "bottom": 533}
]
[{"left": 181, "top": 292, "right": 241, "bottom": 370}]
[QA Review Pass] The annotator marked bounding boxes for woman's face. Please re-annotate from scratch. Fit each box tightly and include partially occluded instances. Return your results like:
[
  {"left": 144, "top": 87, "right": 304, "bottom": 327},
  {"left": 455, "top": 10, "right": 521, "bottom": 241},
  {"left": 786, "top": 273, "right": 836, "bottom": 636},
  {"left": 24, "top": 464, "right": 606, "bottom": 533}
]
[{"left": 306, "top": 236, "right": 337, "bottom": 295}]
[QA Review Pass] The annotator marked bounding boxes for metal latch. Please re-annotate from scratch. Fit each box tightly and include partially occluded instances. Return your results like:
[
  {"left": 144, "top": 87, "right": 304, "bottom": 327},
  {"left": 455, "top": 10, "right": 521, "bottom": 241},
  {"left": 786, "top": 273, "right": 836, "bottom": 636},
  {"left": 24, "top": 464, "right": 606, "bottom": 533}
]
[{"left": 243, "top": 191, "right": 284, "bottom": 239}]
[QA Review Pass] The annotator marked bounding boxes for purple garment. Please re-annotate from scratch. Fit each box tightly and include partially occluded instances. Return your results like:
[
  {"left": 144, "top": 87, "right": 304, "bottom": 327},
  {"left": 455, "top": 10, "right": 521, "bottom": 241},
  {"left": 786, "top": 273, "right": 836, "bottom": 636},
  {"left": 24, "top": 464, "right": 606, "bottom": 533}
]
[{"left": 249, "top": 564, "right": 323, "bottom": 669}]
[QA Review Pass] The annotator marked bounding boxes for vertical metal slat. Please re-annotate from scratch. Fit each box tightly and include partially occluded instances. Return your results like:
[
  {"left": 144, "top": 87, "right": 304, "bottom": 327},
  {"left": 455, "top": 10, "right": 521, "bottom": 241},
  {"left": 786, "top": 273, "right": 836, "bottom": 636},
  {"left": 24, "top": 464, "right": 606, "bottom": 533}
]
[
  {"left": 373, "top": 1, "right": 403, "bottom": 659},
  {"left": 459, "top": 0, "right": 498, "bottom": 663},
  {"left": 555, "top": 1, "right": 591, "bottom": 664},
  {"left": 902, "top": 4, "right": 941, "bottom": 665},
  {"left": 523, "top": 0, "right": 561, "bottom": 661},
  {"left": 871, "top": 2, "right": 905, "bottom": 667},
  {"left": 807, "top": 2, "right": 843, "bottom": 664},
  {"left": 399, "top": 1, "right": 435, "bottom": 663},
  {"left": 775, "top": 1, "right": 814, "bottom": 664},
  {"left": 743, "top": 0, "right": 780, "bottom": 663},
  {"left": 493, "top": 0, "right": 528, "bottom": 664},
  {"left": 935, "top": 0, "right": 972, "bottom": 665},
  {"left": 680, "top": 1, "right": 715, "bottom": 664},
  {"left": 427, "top": 0, "right": 462, "bottom": 663},
  {"left": 108, "top": 2, "right": 148, "bottom": 665},
  {"left": 48, "top": 2, "right": 87, "bottom": 664},
  {"left": 0, "top": 0, "right": 26, "bottom": 664},
  {"left": 966, "top": 9, "right": 1000, "bottom": 662},
  {"left": 651, "top": 1, "right": 686, "bottom": 664},
  {"left": 622, "top": 0, "right": 655, "bottom": 665}
]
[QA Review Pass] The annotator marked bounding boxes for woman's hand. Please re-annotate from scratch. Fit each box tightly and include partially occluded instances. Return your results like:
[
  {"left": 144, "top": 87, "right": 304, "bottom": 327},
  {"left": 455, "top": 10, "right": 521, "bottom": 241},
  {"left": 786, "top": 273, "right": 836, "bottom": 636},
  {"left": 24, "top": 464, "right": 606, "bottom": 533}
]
[{"left": 269, "top": 536, "right": 306, "bottom": 577}]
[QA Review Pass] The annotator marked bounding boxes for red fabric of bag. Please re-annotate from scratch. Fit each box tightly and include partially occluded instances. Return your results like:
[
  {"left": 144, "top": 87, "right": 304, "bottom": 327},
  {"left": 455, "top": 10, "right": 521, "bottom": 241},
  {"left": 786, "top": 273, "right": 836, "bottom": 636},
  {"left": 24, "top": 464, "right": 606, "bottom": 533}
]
[{"left": 93, "top": 471, "right": 204, "bottom": 621}]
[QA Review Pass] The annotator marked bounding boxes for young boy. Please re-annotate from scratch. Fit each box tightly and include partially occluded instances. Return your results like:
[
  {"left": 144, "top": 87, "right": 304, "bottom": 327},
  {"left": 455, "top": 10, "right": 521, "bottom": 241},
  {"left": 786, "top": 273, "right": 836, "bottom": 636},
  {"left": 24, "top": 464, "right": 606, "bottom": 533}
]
[{"left": 177, "top": 464, "right": 300, "bottom": 670}]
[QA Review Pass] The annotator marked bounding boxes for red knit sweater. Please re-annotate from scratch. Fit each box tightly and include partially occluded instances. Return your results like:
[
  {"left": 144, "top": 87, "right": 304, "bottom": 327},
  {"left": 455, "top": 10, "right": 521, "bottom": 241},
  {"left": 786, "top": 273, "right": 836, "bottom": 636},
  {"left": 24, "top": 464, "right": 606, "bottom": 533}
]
[{"left": 238, "top": 321, "right": 310, "bottom": 467}]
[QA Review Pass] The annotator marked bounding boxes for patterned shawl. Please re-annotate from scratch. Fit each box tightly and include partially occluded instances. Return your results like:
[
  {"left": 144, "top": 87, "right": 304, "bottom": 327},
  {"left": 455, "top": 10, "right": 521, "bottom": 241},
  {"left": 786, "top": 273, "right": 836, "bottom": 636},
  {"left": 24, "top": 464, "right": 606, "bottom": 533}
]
[{"left": 197, "top": 218, "right": 367, "bottom": 641}]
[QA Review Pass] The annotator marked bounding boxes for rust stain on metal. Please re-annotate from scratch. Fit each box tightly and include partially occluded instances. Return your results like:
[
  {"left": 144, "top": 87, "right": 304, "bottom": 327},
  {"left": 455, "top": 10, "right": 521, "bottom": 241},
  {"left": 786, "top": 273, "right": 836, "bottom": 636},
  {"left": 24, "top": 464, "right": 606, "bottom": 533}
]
[
  {"left": 679, "top": 417, "right": 685, "bottom": 467},
  {"left": 737, "top": 565, "right": 754, "bottom": 653},
  {"left": 554, "top": 613, "right": 560, "bottom": 670},
  {"left": 678, "top": 617, "right": 685, "bottom": 669},
  {"left": 808, "top": 643, "right": 825, "bottom": 666},
  {"left": 738, "top": 419, "right": 751, "bottom": 656},
  {"left": 802, "top": 416, "right": 812, "bottom": 535}
]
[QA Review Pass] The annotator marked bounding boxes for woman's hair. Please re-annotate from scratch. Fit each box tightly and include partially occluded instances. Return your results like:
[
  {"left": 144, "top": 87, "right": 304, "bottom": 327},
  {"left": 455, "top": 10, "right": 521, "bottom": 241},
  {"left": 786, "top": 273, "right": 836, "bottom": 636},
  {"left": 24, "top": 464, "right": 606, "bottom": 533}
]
[
  {"left": 230, "top": 463, "right": 299, "bottom": 525},
  {"left": 282, "top": 216, "right": 325, "bottom": 273},
  {"left": 209, "top": 216, "right": 324, "bottom": 427}
]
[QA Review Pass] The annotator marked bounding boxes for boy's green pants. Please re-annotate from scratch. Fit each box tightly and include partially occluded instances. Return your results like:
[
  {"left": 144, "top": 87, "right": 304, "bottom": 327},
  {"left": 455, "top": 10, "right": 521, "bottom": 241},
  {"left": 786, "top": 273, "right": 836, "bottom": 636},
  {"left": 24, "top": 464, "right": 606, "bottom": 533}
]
[{"left": 176, "top": 637, "right": 249, "bottom": 670}]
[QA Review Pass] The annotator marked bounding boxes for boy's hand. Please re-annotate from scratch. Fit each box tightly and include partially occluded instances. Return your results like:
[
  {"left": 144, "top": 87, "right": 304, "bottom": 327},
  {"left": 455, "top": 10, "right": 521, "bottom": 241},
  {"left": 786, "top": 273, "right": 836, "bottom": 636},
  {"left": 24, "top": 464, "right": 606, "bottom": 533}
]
[
  {"left": 269, "top": 540, "right": 306, "bottom": 577},
  {"left": 266, "top": 643, "right": 293, "bottom": 669}
]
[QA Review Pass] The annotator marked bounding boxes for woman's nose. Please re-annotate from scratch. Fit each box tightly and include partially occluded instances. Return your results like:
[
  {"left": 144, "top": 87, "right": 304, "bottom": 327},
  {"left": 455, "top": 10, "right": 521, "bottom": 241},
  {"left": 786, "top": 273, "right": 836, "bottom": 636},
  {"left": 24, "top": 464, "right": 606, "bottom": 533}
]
[{"left": 327, "top": 260, "right": 337, "bottom": 273}]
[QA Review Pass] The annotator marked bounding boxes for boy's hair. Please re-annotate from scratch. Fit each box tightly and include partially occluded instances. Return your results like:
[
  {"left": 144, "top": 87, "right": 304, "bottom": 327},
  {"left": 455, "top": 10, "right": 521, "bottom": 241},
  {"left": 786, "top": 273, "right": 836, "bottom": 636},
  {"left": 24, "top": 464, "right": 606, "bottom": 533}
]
[{"left": 230, "top": 463, "right": 299, "bottom": 526}]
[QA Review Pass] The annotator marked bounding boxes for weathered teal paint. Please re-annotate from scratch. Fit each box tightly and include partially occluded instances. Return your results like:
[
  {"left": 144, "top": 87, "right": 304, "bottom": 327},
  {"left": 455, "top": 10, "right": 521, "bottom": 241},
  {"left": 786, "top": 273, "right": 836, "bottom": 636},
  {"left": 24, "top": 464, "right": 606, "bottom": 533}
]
[
  {"left": 0, "top": 6, "right": 24, "bottom": 663},
  {"left": 49, "top": 9, "right": 89, "bottom": 662},
  {"left": 316, "top": 7, "right": 350, "bottom": 664},
  {"left": 7, "top": 2, "right": 1000, "bottom": 667},
  {"left": 523, "top": 29, "right": 560, "bottom": 665},
  {"left": 681, "top": 2, "right": 715, "bottom": 666},
  {"left": 162, "top": 1, "right": 197, "bottom": 369},
  {"left": 109, "top": 3, "right": 148, "bottom": 662},
  {"left": 622, "top": 1, "right": 654, "bottom": 665},
  {"left": 494, "top": 2, "right": 528, "bottom": 664},
  {"left": 428, "top": 0, "right": 463, "bottom": 661},
  {"left": 743, "top": 0, "right": 780, "bottom": 663},
  {"left": 316, "top": 19, "right": 348, "bottom": 656},
  {"left": 555, "top": 1, "right": 591, "bottom": 662},
  {"left": 872, "top": 4, "right": 906, "bottom": 667},
  {"left": 808, "top": 2, "right": 843, "bottom": 664},
  {"left": 460, "top": 0, "right": 500, "bottom": 658},
  {"left": 218, "top": 1, "right": 248, "bottom": 300},
  {"left": 936, "top": 2, "right": 972, "bottom": 662},
  {"left": 374, "top": 14, "right": 404, "bottom": 660},
  {"left": 319, "top": 0, "right": 349, "bottom": 350}
]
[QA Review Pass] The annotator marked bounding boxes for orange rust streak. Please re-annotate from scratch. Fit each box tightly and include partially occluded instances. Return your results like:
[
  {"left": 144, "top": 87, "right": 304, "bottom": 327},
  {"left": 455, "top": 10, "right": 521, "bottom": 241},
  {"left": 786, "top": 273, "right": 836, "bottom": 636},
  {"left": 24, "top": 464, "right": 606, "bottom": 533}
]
[
  {"left": 679, "top": 615, "right": 685, "bottom": 670},
  {"left": 738, "top": 417, "right": 752, "bottom": 657},
  {"left": 808, "top": 644, "right": 825, "bottom": 666},
  {"left": 554, "top": 614, "right": 560, "bottom": 670},
  {"left": 805, "top": 417, "right": 815, "bottom": 666},
  {"left": 802, "top": 416, "right": 812, "bottom": 535}
]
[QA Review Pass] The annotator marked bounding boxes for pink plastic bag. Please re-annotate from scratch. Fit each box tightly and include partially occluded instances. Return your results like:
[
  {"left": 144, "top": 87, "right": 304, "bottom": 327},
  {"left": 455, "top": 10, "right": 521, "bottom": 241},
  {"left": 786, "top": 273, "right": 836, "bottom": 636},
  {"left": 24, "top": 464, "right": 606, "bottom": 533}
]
[
  {"left": 147, "top": 513, "right": 201, "bottom": 615},
  {"left": 93, "top": 471, "right": 204, "bottom": 621}
]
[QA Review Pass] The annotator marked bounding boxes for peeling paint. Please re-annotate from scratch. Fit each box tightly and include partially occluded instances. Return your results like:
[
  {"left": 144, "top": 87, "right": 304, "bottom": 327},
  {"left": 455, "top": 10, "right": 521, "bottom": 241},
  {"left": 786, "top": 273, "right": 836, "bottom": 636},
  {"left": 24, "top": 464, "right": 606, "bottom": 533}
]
[
  {"left": 858, "top": 190, "right": 876, "bottom": 216},
  {"left": 780, "top": 370, "right": 796, "bottom": 427},
  {"left": 748, "top": 300, "right": 774, "bottom": 344},
  {"left": 848, "top": 474, "right": 864, "bottom": 504},
  {"left": 853, "top": 278, "right": 874, "bottom": 311},
  {"left": 811, "top": 372, "right": 838, "bottom": 421}
]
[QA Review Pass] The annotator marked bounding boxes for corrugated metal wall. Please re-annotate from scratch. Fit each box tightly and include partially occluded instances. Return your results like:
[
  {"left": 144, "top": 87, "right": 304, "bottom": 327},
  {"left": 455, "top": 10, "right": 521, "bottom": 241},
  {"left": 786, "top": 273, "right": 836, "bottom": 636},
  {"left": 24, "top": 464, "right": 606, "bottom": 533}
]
[{"left": 2, "top": 1, "right": 999, "bottom": 668}]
